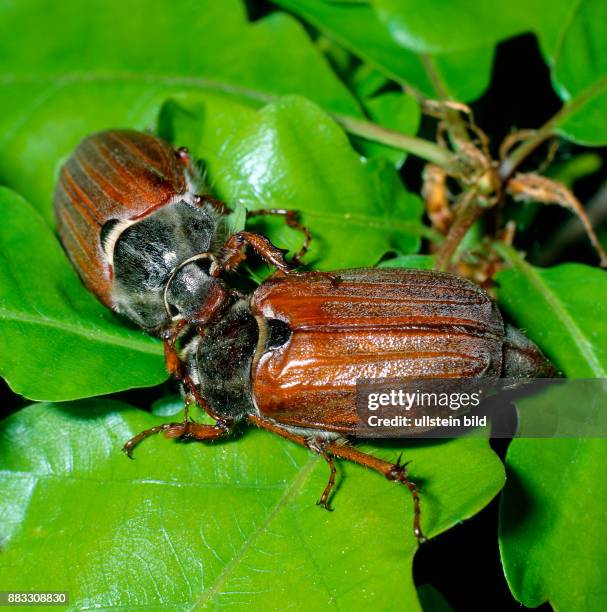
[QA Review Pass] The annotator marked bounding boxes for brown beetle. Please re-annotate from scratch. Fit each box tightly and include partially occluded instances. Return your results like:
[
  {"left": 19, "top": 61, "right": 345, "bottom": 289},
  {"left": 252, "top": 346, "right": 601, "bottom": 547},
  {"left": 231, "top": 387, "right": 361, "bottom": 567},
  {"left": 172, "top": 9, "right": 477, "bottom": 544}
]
[
  {"left": 124, "top": 268, "right": 555, "bottom": 543},
  {"left": 53, "top": 130, "right": 311, "bottom": 328},
  {"left": 54, "top": 130, "right": 554, "bottom": 543},
  {"left": 53, "top": 129, "right": 310, "bottom": 385}
]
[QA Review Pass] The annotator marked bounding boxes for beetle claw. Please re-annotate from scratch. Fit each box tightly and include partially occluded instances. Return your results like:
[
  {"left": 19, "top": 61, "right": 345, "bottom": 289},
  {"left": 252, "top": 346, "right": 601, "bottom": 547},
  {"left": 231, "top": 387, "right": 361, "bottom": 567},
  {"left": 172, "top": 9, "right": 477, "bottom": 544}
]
[
  {"left": 122, "top": 445, "right": 134, "bottom": 460},
  {"left": 316, "top": 499, "right": 334, "bottom": 512}
]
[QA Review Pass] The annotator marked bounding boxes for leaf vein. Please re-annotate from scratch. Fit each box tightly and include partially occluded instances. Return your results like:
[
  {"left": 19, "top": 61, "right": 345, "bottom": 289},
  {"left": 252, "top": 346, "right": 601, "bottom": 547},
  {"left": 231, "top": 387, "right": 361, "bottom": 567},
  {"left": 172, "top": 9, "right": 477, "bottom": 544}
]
[{"left": 0, "top": 308, "right": 161, "bottom": 356}]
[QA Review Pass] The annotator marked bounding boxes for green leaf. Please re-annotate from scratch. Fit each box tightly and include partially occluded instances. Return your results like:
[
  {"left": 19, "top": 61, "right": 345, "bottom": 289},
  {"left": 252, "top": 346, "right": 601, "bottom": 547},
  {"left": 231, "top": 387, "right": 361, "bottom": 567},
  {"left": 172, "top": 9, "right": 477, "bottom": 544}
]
[
  {"left": 164, "top": 95, "right": 425, "bottom": 269},
  {"left": 355, "top": 92, "right": 421, "bottom": 167},
  {"left": 494, "top": 246, "right": 607, "bottom": 377},
  {"left": 378, "top": 254, "right": 435, "bottom": 270},
  {"left": 545, "top": 153, "right": 603, "bottom": 188},
  {"left": 370, "top": 0, "right": 569, "bottom": 55},
  {"left": 499, "top": 438, "right": 607, "bottom": 609},
  {"left": 273, "top": 0, "right": 606, "bottom": 143},
  {"left": 417, "top": 584, "right": 453, "bottom": 612},
  {"left": 494, "top": 244, "right": 607, "bottom": 609},
  {"left": 550, "top": 0, "right": 607, "bottom": 144},
  {"left": 349, "top": 64, "right": 390, "bottom": 99},
  {"left": 273, "top": 0, "right": 494, "bottom": 101},
  {"left": 0, "top": 401, "right": 505, "bottom": 609},
  {"left": 0, "top": 0, "right": 360, "bottom": 224},
  {"left": 0, "top": 188, "right": 165, "bottom": 401}
]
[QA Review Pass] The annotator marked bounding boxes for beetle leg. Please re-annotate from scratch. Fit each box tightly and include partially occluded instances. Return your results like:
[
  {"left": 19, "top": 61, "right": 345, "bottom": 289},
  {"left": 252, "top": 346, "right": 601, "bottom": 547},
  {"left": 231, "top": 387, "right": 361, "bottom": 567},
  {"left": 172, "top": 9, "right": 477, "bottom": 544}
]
[
  {"left": 162, "top": 324, "right": 196, "bottom": 424},
  {"left": 119, "top": 326, "right": 236, "bottom": 459},
  {"left": 322, "top": 444, "right": 426, "bottom": 544},
  {"left": 122, "top": 422, "right": 183, "bottom": 459},
  {"left": 386, "top": 456, "right": 425, "bottom": 544},
  {"left": 306, "top": 438, "right": 337, "bottom": 511},
  {"left": 163, "top": 324, "right": 187, "bottom": 379},
  {"left": 163, "top": 319, "right": 232, "bottom": 426},
  {"left": 122, "top": 418, "right": 229, "bottom": 459},
  {"left": 317, "top": 450, "right": 336, "bottom": 511},
  {"left": 246, "top": 208, "right": 312, "bottom": 266},
  {"left": 248, "top": 415, "right": 426, "bottom": 543},
  {"left": 220, "top": 231, "right": 292, "bottom": 274}
]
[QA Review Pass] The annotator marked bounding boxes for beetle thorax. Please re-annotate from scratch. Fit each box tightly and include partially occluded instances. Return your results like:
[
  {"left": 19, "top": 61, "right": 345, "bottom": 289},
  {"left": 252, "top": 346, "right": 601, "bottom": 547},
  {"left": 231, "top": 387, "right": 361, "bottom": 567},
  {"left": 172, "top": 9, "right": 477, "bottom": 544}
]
[{"left": 183, "top": 300, "right": 260, "bottom": 422}]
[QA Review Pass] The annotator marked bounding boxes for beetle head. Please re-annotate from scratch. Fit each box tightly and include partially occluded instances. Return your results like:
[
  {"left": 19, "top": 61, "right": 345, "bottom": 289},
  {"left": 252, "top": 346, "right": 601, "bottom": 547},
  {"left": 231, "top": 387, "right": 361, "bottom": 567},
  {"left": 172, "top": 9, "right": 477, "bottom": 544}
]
[{"left": 107, "top": 199, "right": 225, "bottom": 330}]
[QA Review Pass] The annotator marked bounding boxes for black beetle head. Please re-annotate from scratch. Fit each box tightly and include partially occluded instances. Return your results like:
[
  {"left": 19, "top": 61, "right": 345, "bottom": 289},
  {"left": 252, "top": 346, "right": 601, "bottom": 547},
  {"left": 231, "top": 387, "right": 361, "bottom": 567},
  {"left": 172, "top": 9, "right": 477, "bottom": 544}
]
[{"left": 107, "top": 199, "right": 224, "bottom": 330}]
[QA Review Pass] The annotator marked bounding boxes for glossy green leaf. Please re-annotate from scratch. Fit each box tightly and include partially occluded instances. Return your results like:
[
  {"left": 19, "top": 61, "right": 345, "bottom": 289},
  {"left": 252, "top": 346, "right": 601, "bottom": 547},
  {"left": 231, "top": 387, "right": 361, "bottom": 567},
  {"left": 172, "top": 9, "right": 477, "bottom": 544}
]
[
  {"left": 495, "top": 245, "right": 607, "bottom": 608},
  {"left": 0, "top": 0, "right": 360, "bottom": 225},
  {"left": 0, "top": 188, "right": 165, "bottom": 401},
  {"left": 273, "top": 0, "right": 494, "bottom": 101},
  {"left": 494, "top": 246, "right": 607, "bottom": 377},
  {"left": 551, "top": 0, "right": 607, "bottom": 144},
  {"left": 0, "top": 401, "right": 505, "bottom": 610},
  {"left": 164, "top": 95, "right": 425, "bottom": 269},
  {"left": 499, "top": 438, "right": 607, "bottom": 610},
  {"left": 370, "top": 0, "right": 570, "bottom": 55}
]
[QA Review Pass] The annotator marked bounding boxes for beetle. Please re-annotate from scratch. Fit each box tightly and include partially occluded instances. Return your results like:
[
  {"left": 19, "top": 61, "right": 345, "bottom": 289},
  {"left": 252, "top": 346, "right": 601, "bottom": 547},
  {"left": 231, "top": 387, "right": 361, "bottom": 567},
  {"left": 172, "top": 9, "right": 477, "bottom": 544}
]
[
  {"left": 54, "top": 130, "right": 554, "bottom": 543},
  {"left": 122, "top": 267, "right": 555, "bottom": 543},
  {"left": 53, "top": 129, "right": 310, "bottom": 380}
]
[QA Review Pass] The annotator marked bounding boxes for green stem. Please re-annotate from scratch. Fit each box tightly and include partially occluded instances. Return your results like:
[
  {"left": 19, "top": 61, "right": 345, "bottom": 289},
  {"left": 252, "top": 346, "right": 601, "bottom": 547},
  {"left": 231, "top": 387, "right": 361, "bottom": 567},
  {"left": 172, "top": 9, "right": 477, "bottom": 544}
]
[
  {"left": 499, "top": 75, "right": 607, "bottom": 179},
  {"left": 414, "top": 224, "right": 445, "bottom": 244},
  {"left": 334, "top": 114, "right": 456, "bottom": 168}
]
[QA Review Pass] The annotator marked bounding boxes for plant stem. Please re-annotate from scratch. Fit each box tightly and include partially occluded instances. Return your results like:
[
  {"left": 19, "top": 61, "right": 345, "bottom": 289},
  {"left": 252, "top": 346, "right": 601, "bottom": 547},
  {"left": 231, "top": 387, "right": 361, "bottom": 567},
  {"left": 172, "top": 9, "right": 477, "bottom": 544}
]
[
  {"left": 334, "top": 114, "right": 456, "bottom": 168},
  {"left": 499, "top": 76, "right": 607, "bottom": 179},
  {"left": 498, "top": 120, "right": 556, "bottom": 179},
  {"left": 433, "top": 190, "right": 483, "bottom": 271}
]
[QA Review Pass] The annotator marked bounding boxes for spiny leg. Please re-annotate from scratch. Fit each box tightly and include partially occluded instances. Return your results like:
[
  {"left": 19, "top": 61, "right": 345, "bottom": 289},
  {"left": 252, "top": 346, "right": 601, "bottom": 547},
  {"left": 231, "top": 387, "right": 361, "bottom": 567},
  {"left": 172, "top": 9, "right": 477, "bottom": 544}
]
[
  {"left": 322, "top": 442, "right": 426, "bottom": 544},
  {"left": 317, "top": 450, "right": 336, "bottom": 510},
  {"left": 122, "top": 417, "right": 229, "bottom": 459},
  {"left": 248, "top": 414, "right": 426, "bottom": 543},
  {"left": 246, "top": 208, "right": 312, "bottom": 266},
  {"left": 123, "top": 320, "right": 232, "bottom": 458},
  {"left": 220, "top": 231, "right": 292, "bottom": 275},
  {"left": 123, "top": 365, "right": 232, "bottom": 458},
  {"left": 306, "top": 438, "right": 337, "bottom": 511},
  {"left": 387, "top": 455, "right": 424, "bottom": 544},
  {"left": 123, "top": 422, "right": 182, "bottom": 459}
]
